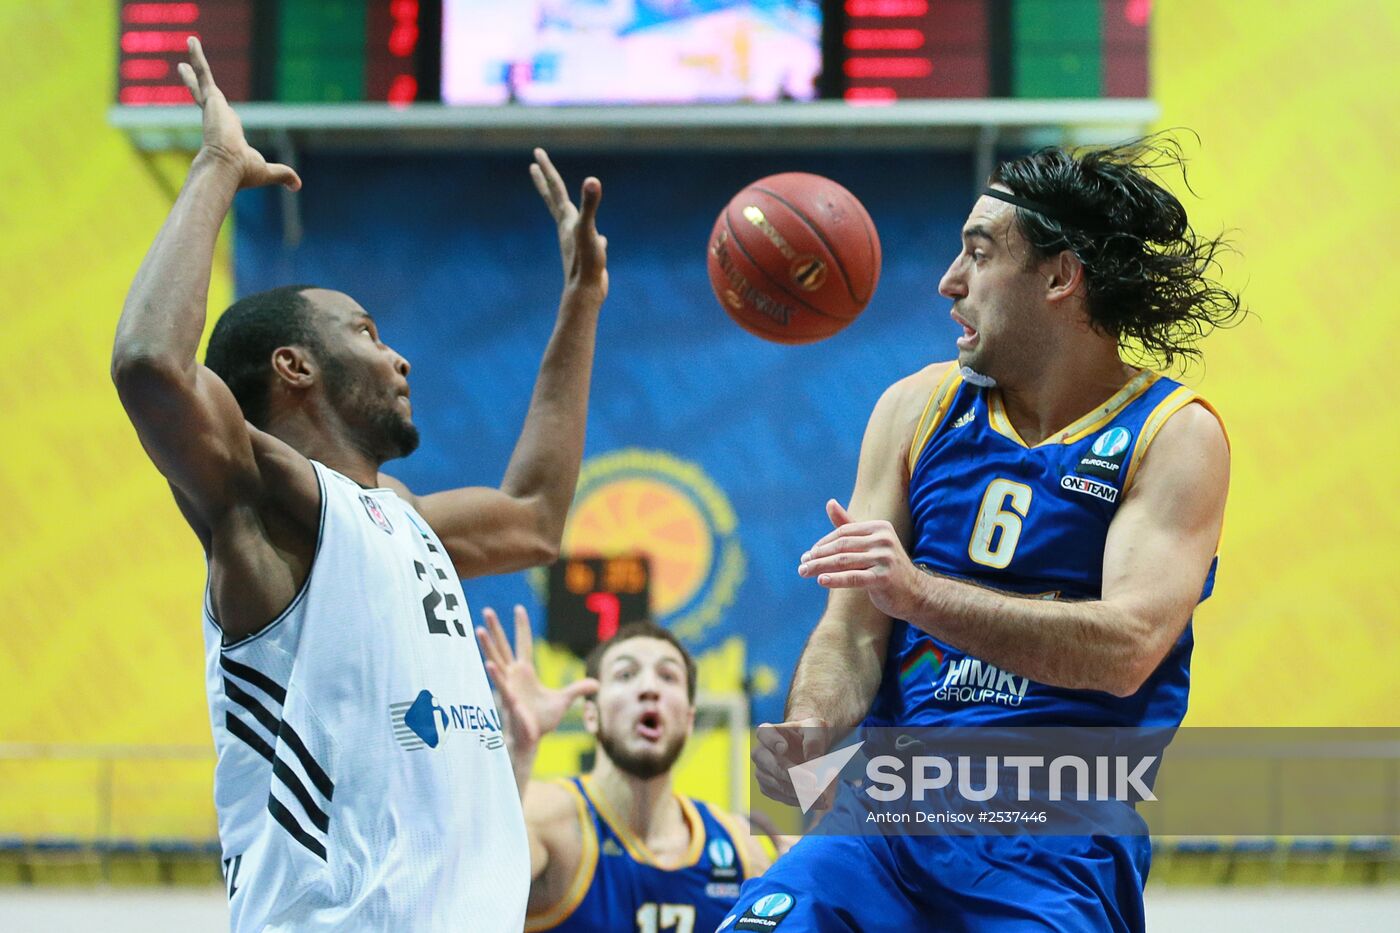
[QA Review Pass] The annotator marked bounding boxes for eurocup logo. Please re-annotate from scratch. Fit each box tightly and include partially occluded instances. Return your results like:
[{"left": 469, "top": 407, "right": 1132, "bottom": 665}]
[
  {"left": 1091, "top": 427, "right": 1131, "bottom": 458},
  {"left": 751, "top": 894, "right": 795, "bottom": 918},
  {"left": 708, "top": 839, "right": 736, "bottom": 869}
]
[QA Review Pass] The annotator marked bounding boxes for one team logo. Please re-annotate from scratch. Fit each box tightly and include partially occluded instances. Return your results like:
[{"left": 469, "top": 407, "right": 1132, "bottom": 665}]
[
  {"left": 389, "top": 689, "right": 504, "bottom": 751},
  {"left": 359, "top": 494, "right": 394, "bottom": 534},
  {"left": 1062, "top": 474, "right": 1120, "bottom": 504}
]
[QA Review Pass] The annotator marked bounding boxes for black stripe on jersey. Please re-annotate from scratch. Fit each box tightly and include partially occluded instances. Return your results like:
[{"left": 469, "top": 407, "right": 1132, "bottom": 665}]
[
  {"left": 272, "top": 756, "right": 330, "bottom": 833},
  {"left": 220, "top": 656, "right": 288, "bottom": 705},
  {"left": 224, "top": 678, "right": 280, "bottom": 735},
  {"left": 225, "top": 712, "right": 274, "bottom": 763},
  {"left": 268, "top": 795, "right": 327, "bottom": 861},
  {"left": 277, "top": 720, "right": 335, "bottom": 801}
]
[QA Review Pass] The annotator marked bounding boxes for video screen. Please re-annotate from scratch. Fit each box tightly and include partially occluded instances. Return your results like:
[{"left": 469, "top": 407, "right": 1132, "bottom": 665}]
[{"left": 442, "top": 0, "right": 822, "bottom": 105}]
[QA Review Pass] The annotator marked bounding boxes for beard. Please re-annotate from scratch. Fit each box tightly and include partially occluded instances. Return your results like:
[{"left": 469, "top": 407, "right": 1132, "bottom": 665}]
[
  {"left": 365, "top": 400, "right": 420, "bottom": 461},
  {"left": 596, "top": 719, "right": 687, "bottom": 780},
  {"left": 322, "top": 355, "right": 420, "bottom": 461}
]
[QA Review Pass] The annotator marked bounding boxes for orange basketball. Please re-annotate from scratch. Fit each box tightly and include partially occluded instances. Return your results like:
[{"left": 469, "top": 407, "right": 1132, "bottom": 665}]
[{"left": 706, "top": 172, "right": 881, "bottom": 344}]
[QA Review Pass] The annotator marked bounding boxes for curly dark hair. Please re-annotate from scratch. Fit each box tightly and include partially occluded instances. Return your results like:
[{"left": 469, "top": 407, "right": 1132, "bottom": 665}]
[
  {"left": 989, "top": 134, "right": 1243, "bottom": 368},
  {"left": 205, "top": 285, "right": 323, "bottom": 428}
]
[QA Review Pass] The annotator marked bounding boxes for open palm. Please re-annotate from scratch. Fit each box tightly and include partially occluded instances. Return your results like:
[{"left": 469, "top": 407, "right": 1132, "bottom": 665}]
[
  {"left": 529, "top": 148, "right": 608, "bottom": 296},
  {"left": 477, "top": 605, "right": 598, "bottom": 747},
  {"left": 178, "top": 37, "right": 299, "bottom": 191}
]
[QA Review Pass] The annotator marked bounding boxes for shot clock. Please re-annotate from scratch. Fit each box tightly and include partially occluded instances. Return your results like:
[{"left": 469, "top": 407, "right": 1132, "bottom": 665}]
[{"left": 545, "top": 555, "right": 652, "bottom": 659}]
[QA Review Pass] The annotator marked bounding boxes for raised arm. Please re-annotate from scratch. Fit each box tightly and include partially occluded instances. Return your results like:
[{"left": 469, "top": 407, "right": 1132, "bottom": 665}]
[
  {"left": 475, "top": 605, "right": 597, "bottom": 887},
  {"left": 110, "top": 37, "right": 302, "bottom": 542},
  {"left": 797, "top": 402, "right": 1230, "bottom": 698},
  {"left": 391, "top": 151, "right": 607, "bottom": 579},
  {"left": 751, "top": 369, "right": 937, "bottom": 805}
]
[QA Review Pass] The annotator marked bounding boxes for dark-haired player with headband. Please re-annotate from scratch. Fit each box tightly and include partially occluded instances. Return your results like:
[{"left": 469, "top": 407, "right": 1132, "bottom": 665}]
[
  {"left": 111, "top": 38, "right": 606, "bottom": 931},
  {"left": 730, "top": 139, "right": 1241, "bottom": 931},
  {"left": 475, "top": 607, "right": 775, "bottom": 933}
]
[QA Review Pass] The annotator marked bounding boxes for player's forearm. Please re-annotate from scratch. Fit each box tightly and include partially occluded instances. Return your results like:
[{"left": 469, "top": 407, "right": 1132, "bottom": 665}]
[
  {"left": 905, "top": 574, "right": 1163, "bottom": 697},
  {"left": 498, "top": 285, "right": 603, "bottom": 541},
  {"left": 113, "top": 151, "right": 240, "bottom": 375},
  {"left": 784, "top": 619, "right": 884, "bottom": 730},
  {"left": 505, "top": 730, "right": 541, "bottom": 797}
]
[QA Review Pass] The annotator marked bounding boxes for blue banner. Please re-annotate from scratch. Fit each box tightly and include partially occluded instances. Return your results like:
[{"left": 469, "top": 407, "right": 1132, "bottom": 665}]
[{"left": 236, "top": 150, "right": 973, "bottom": 722}]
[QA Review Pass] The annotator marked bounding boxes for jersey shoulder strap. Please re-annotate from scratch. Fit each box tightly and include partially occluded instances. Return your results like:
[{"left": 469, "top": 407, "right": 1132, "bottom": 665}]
[{"left": 906, "top": 365, "right": 965, "bottom": 477}]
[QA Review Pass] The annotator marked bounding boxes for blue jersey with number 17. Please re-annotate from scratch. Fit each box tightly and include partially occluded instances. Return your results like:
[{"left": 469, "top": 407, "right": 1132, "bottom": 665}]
[{"left": 866, "top": 366, "right": 1224, "bottom": 730}]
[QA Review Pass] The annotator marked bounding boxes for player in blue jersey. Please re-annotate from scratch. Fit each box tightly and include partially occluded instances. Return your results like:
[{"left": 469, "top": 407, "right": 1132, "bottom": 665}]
[
  {"left": 730, "top": 138, "right": 1242, "bottom": 932},
  {"left": 476, "top": 608, "right": 775, "bottom": 932}
]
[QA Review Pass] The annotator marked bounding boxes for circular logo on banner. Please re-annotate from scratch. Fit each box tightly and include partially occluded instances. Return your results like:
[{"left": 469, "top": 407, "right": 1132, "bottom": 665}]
[
  {"left": 1091, "top": 427, "right": 1132, "bottom": 458},
  {"left": 541, "top": 449, "right": 745, "bottom": 644}
]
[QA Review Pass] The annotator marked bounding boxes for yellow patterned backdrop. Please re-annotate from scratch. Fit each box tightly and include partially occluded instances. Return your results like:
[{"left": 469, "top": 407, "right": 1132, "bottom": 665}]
[{"left": 1, "top": 1, "right": 1397, "bottom": 841}]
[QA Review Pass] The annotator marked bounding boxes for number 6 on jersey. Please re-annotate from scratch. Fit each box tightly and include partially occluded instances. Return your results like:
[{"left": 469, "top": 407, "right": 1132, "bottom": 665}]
[{"left": 968, "top": 479, "right": 1032, "bottom": 569}]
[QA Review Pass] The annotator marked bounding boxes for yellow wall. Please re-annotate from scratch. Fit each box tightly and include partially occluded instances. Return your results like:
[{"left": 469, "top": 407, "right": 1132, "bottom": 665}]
[
  {"left": 0, "top": 3, "right": 235, "bottom": 838},
  {"left": 1, "top": 1, "right": 1397, "bottom": 839},
  {"left": 1152, "top": 1, "right": 1400, "bottom": 725},
  {"left": 1, "top": 1, "right": 230, "bottom": 745}
]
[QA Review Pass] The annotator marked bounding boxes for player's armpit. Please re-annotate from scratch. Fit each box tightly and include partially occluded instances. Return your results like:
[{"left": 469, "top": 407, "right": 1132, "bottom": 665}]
[
  {"left": 380, "top": 480, "right": 560, "bottom": 578},
  {"left": 1100, "top": 402, "right": 1230, "bottom": 694}
]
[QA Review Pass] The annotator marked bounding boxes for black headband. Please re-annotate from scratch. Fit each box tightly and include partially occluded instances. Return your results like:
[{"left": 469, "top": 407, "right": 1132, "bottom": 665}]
[{"left": 981, "top": 187, "right": 1085, "bottom": 230}]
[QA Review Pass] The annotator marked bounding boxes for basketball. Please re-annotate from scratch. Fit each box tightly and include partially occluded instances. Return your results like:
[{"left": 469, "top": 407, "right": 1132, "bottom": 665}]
[{"left": 707, "top": 172, "right": 881, "bottom": 345}]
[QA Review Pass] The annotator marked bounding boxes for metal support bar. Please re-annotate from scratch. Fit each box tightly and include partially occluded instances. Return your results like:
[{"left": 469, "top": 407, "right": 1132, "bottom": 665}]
[
  {"left": 974, "top": 123, "right": 1001, "bottom": 194},
  {"left": 271, "top": 129, "right": 303, "bottom": 249},
  {"left": 109, "top": 100, "right": 1162, "bottom": 154}
]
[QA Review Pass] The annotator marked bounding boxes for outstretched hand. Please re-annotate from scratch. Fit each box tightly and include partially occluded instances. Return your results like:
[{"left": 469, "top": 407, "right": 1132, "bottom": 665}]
[
  {"left": 797, "top": 499, "right": 926, "bottom": 621},
  {"left": 476, "top": 605, "right": 599, "bottom": 749},
  {"left": 530, "top": 148, "right": 608, "bottom": 297},
  {"left": 178, "top": 37, "right": 300, "bottom": 191}
]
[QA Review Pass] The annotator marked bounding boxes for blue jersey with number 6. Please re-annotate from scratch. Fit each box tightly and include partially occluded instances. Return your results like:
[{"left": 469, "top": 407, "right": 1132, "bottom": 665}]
[{"left": 867, "top": 366, "right": 1224, "bottom": 730}]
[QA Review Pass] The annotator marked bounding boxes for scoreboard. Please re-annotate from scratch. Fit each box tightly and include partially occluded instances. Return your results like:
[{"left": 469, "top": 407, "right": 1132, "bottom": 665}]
[
  {"left": 117, "top": 1, "right": 1148, "bottom": 107},
  {"left": 546, "top": 556, "right": 652, "bottom": 660},
  {"left": 840, "top": 0, "right": 1148, "bottom": 103},
  {"left": 117, "top": 1, "right": 429, "bottom": 105},
  {"left": 118, "top": 1, "right": 254, "bottom": 104}
]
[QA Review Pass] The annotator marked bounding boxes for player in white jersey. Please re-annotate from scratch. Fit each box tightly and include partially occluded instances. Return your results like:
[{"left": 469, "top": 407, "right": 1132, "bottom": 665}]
[{"left": 110, "top": 39, "right": 608, "bottom": 932}]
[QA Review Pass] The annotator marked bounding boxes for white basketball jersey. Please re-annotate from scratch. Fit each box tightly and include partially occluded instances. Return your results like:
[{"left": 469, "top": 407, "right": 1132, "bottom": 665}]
[{"left": 202, "top": 461, "right": 528, "bottom": 932}]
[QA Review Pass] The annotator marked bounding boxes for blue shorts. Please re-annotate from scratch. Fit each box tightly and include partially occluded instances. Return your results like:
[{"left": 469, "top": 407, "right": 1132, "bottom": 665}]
[{"left": 719, "top": 793, "right": 1149, "bottom": 933}]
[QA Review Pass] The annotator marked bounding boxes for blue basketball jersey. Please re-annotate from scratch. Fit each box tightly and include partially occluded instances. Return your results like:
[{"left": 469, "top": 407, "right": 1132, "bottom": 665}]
[
  {"left": 525, "top": 777, "right": 752, "bottom": 933},
  {"left": 867, "top": 366, "right": 1224, "bottom": 730}
]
